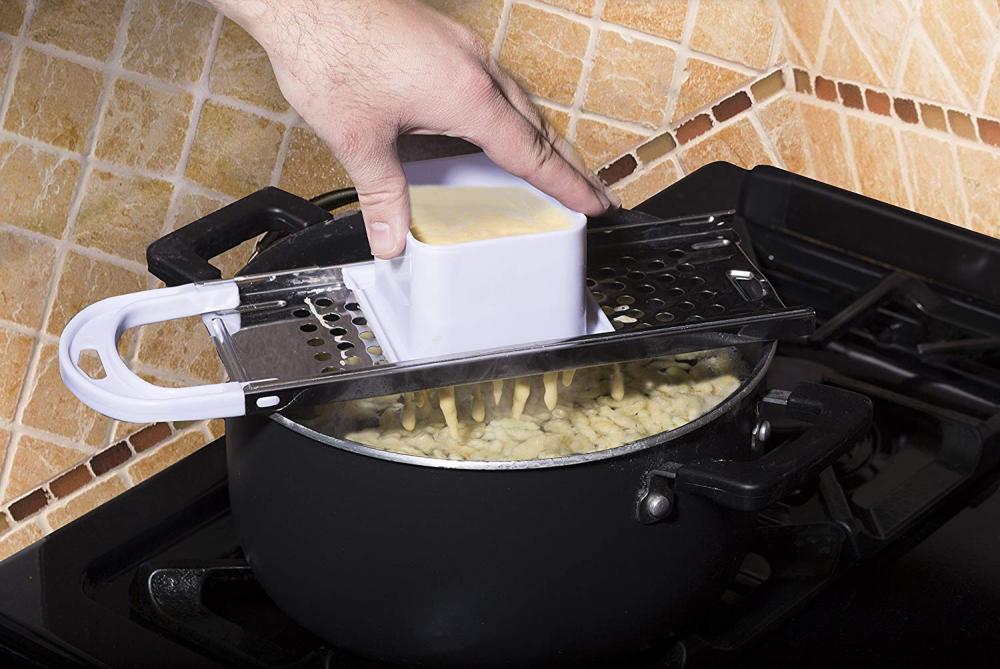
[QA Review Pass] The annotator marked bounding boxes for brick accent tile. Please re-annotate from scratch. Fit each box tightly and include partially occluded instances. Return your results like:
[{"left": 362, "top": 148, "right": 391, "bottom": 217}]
[
  {"left": 48, "top": 476, "right": 127, "bottom": 530},
  {"left": 977, "top": 118, "right": 1000, "bottom": 148},
  {"left": 675, "top": 114, "right": 713, "bottom": 144},
  {"left": 750, "top": 70, "right": 784, "bottom": 102},
  {"left": 893, "top": 98, "right": 918, "bottom": 124},
  {"left": 712, "top": 91, "right": 752, "bottom": 123},
  {"left": 636, "top": 132, "right": 677, "bottom": 165},
  {"left": 49, "top": 465, "right": 93, "bottom": 499},
  {"left": 90, "top": 441, "right": 131, "bottom": 476},
  {"left": 814, "top": 76, "right": 836, "bottom": 101},
  {"left": 793, "top": 68, "right": 812, "bottom": 94},
  {"left": 597, "top": 154, "right": 638, "bottom": 185},
  {"left": 920, "top": 104, "right": 947, "bottom": 132},
  {"left": 838, "top": 83, "right": 863, "bottom": 110},
  {"left": 130, "top": 423, "right": 172, "bottom": 452},
  {"left": 865, "top": 90, "right": 891, "bottom": 116},
  {"left": 947, "top": 110, "right": 977, "bottom": 140},
  {"left": 9, "top": 489, "right": 48, "bottom": 521}
]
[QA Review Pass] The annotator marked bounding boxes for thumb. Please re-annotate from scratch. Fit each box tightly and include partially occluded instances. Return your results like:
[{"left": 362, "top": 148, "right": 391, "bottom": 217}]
[{"left": 339, "top": 140, "right": 411, "bottom": 260}]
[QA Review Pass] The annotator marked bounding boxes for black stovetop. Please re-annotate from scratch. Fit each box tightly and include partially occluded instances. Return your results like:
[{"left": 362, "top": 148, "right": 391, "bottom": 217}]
[{"left": 3, "top": 163, "right": 1000, "bottom": 669}]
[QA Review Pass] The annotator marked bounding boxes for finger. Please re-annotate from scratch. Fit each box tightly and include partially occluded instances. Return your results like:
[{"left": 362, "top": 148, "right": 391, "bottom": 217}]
[
  {"left": 487, "top": 64, "right": 618, "bottom": 205},
  {"left": 335, "top": 137, "right": 411, "bottom": 260},
  {"left": 460, "top": 91, "right": 611, "bottom": 216}
]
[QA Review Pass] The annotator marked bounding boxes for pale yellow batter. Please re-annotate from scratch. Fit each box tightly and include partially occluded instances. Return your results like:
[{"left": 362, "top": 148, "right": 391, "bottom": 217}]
[
  {"left": 312, "top": 349, "right": 744, "bottom": 462},
  {"left": 409, "top": 186, "right": 573, "bottom": 245}
]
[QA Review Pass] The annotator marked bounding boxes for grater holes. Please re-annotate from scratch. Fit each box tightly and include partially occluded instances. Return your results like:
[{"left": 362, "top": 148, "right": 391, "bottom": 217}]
[
  {"left": 697, "top": 289, "right": 717, "bottom": 300},
  {"left": 686, "top": 275, "right": 706, "bottom": 287},
  {"left": 616, "top": 294, "right": 635, "bottom": 306},
  {"left": 323, "top": 313, "right": 340, "bottom": 322},
  {"left": 598, "top": 267, "right": 616, "bottom": 277},
  {"left": 359, "top": 330, "right": 375, "bottom": 340},
  {"left": 627, "top": 270, "right": 646, "bottom": 281},
  {"left": 656, "top": 312, "right": 675, "bottom": 323},
  {"left": 667, "top": 248, "right": 686, "bottom": 258},
  {"left": 658, "top": 273, "right": 676, "bottom": 284},
  {"left": 314, "top": 298, "right": 333, "bottom": 307},
  {"left": 299, "top": 323, "right": 317, "bottom": 333},
  {"left": 667, "top": 287, "right": 685, "bottom": 298},
  {"left": 367, "top": 345, "right": 383, "bottom": 356},
  {"left": 592, "top": 291, "right": 606, "bottom": 303},
  {"left": 676, "top": 301, "right": 695, "bottom": 312},
  {"left": 647, "top": 298, "right": 666, "bottom": 310},
  {"left": 708, "top": 303, "right": 726, "bottom": 314},
  {"left": 320, "top": 366, "right": 337, "bottom": 374},
  {"left": 330, "top": 327, "right": 347, "bottom": 336},
  {"left": 337, "top": 341, "right": 355, "bottom": 351},
  {"left": 345, "top": 302, "right": 360, "bottom": 311},
  {"left": 687, "top": 315, "right": 705, "bottom": 322},
  {"left": 637, "top": 284, "right": 655, "bottom": 294},
  {"left": 306, "top": 337, "right": 325, "bottom": 346},
  {"left": 586, "top": 278, "right": 597, "bottom": 288},
  {"left": 647, "top": 260, "right": 666, "bottom": 270},
  {"left": 677, "top": 263, "right": 695, "bottom": 273},
  {"left": 344, "top": 356, "right": 361, "bottom": 366},
  {"left": 604, "top": 280, "right": 626, "bottom": 291},
  {"left": 293, "top": 309, "right": 310, "bottom": 318},
  {"left": 621, "top": 256, "right": 636, "bottom": 265},
  {"left": 314, "top": 352, "right": 332, "bottom": 361},
  {"left": 352, "top": 317, "right": 367, "bottom": 326}
]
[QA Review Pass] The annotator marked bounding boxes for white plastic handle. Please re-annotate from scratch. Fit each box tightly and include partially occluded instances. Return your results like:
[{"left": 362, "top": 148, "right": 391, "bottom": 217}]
[{"left": 58, "top": 281, "right": 246, "bottom": 423}]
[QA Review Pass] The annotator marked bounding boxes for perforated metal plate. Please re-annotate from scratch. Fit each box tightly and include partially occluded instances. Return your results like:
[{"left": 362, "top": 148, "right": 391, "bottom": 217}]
[{"left": 203, "top": 210, "right": 813, "bottom": 414}]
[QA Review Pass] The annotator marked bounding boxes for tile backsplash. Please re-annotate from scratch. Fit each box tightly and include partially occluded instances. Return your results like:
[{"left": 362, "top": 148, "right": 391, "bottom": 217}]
[{"left": 0, "top": 0, "right": 997, "bottom": 558}]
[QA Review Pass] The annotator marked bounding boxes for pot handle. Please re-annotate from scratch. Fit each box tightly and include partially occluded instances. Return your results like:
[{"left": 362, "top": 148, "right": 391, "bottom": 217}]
[
  {"left": 58, "top": 281, "right": 247, "bottom": 423},
  {"left": 675, "top": 383, "right": 873, "bottom": 512},
  {"left": 146, "top": 187, "right": 331, "bottom": 286}
]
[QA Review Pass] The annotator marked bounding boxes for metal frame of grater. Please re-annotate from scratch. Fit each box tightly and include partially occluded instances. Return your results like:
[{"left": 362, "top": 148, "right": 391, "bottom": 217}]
[{"left": 58, "top": 207, "right": 813, "bottom": 424}]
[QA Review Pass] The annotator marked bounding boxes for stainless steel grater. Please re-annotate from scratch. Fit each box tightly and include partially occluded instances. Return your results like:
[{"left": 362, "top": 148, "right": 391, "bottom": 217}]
[{"left": 59, "top": 206, "right": 812, "bottom": 423}]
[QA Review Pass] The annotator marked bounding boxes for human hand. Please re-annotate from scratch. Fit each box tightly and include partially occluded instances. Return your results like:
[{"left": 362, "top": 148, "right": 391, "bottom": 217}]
[{"left": 209, "top": 0, "right": 615, "bottom": 259}]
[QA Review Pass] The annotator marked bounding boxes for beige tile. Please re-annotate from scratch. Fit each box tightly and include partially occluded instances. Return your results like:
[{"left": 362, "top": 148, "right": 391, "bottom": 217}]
[
  {"left": 0, "top": 521, "right": 43, "bottom": 562},
  {"left": 499, "top": 3, "right": 590, "bottom": 105},
  {"left": 899, "top": 130, "right": 967, "bottom": 226},
  {"left": 838, "top": 0, "right": 910, "bottom": 83},
  {"left": 47, "top": 475, "right": 127, "bottom": 530},
  {"left": 208, "top": 419, "right": 225, "bottom": 439},
  {"left": 0, "top": 230, "right": 57, "bottom": 329},
  {"left": 0, "top": 140, "right": 80, "bottom": 238},
  {"left": 135, "top": 316, "right": 224, "bottom": 383},
  {"left": 775, "top": 0, "right": 829, "bottom": 66},
  {"left": 0, "top": 0, "right": 26, "bottom": 35},
  {"left": 21, "top": 344, "right": 112, "bottom": 448},
  {"left": 572, "top": 119, "right": 646, "bottom": 171},
  {"left": 690, "top": 0, "right": 776, "bottom": 69},
  {"left": 73, "top": 170, "right": 173, "bottom": 264},
  {"left": 957, "top": 146, "right": 1000, "bottom": 237},
  {"left": 757, "top": 98, "right": 853, "bottom": 191},
  {"left": 820, "top": 11, "right": 882, "bottom": 87},
  {"left": 584, "top": 30, "right": 676, "bottom": 128},
  {"left": 186, "top": 102, "right": 285, "bottom": 197},
  {"left": 0, "top": 32, "right": 11, "bottom": 82},
  {"left": 128, "top": 430, "right": 207, "bottom": 484},
  {"left": 921, "top": 0, "right": 994, "bottom": 105},
  {"left": 29, "top": 0, "right": 126, "bottom": 59},
  {"left": 901, "top": 32, "right": 964, "bottom": 105},
  {"left": 601, "top": 0, "right": 687, "bottom": 40},
  {"left": 537, "top": 0, "right": 594, "bottom": 14},
  {"left": 3, "top": 49, "right": 103, "bottom": 152},
  {"left": 0, "top": 327, "right": 32, "bottom": 421},
  {"left": 47, "top": 250, "right": 145, "bottom": 336},
  {"left": 679, "top": 118, "right": 773, "bottom": 173},
  {"left": 423, "top": 0, "right": 505, "bottom": 48},
  {"left": 672, "top": 58, "right": 752, "bottom": 123},
  {"left": 846, "top": 116, "right": 909, "bottom": 209},
  {"left": 612, "top": 159, "right": 681, "bottom": 208},
  {"left": 278, "top": 125, "right": 351, "bottom": 198},
  {"left": 94, "top": 79, "right": 193, "bottom": 173},
  {"left": 210, "top": 19, "right": 287, "bottom": 112},
  {"left": 122, "top": 0, "right": 217, "bottom": 84},
  {"left": 536, "top": 103, "right": 571, "bottom": 138},
  {"left": 3, "top": 434, "right": 89, "bottom": 503}
]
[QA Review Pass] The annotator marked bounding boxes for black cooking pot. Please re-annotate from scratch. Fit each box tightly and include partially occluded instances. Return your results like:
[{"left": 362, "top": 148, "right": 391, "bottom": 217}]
[{"left": 147, "top": 185, "right": 872, "bottom": 667}]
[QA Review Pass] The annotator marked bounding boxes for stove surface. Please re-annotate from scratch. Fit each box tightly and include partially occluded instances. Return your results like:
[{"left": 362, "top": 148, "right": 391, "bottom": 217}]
[{"left": 3, "top": 162, "right": 1000, "bottom": 669}]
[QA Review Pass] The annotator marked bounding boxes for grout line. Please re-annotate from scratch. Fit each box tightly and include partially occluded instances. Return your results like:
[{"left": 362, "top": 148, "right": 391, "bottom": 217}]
[
  {"left": 909, "top": 23, "right": 971, "bottom": 111},
  {"left": 948, "top": 139, "right": 975, "bottom": 229},
  {"left": 890, "top": 124, "right": 916, "bottom": 211},
  {"left": 745, "top": 105, "right": 785, "bottom": 168},
  {"left": 661, "top": 0, "right": 700, "bottom": 127},
  {"left": 890, "top": 2, "right": 922, "bottom": 88},
  {"left": 529, "top": 95, "right": 659, "bottom": 136},
  {"left": 565, "top": 0, "right": 606, "bottom": 142},
  {"left": 765, "top": 7, "right": 785, "bottom": 70},
  {"left": 812, "top": 0, "right": 837, "bottom": 75},
  {"left": 490, "top": 0, "right": 514, "bottom": 62},
  {"left": 975, "top": 25, "right": 1000, "bottom": 114},
  {"left": 768, "top": 0, "right": 814, "bottom": 70},
  {"left": 830, "top": 3, "right": 890, "bottom": 87}
]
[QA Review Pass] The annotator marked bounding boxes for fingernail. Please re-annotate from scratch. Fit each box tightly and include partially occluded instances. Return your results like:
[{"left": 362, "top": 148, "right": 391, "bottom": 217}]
[
  {"left": 369, "top": 222, "right": 394, "bottom": 257},
  {"left": 607, "top": 188, "right": 622, "bottom": 209}
]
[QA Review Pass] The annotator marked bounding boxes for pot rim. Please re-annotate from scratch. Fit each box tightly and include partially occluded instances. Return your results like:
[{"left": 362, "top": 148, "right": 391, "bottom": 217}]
[{"left": 269, "top": 341, "right": 776, "bottom": 471}]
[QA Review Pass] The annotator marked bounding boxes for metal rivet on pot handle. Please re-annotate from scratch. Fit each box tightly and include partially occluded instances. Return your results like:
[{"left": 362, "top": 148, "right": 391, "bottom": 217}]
[{"left": 637, "top": 470, "right": 675, "bottom": 524}]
